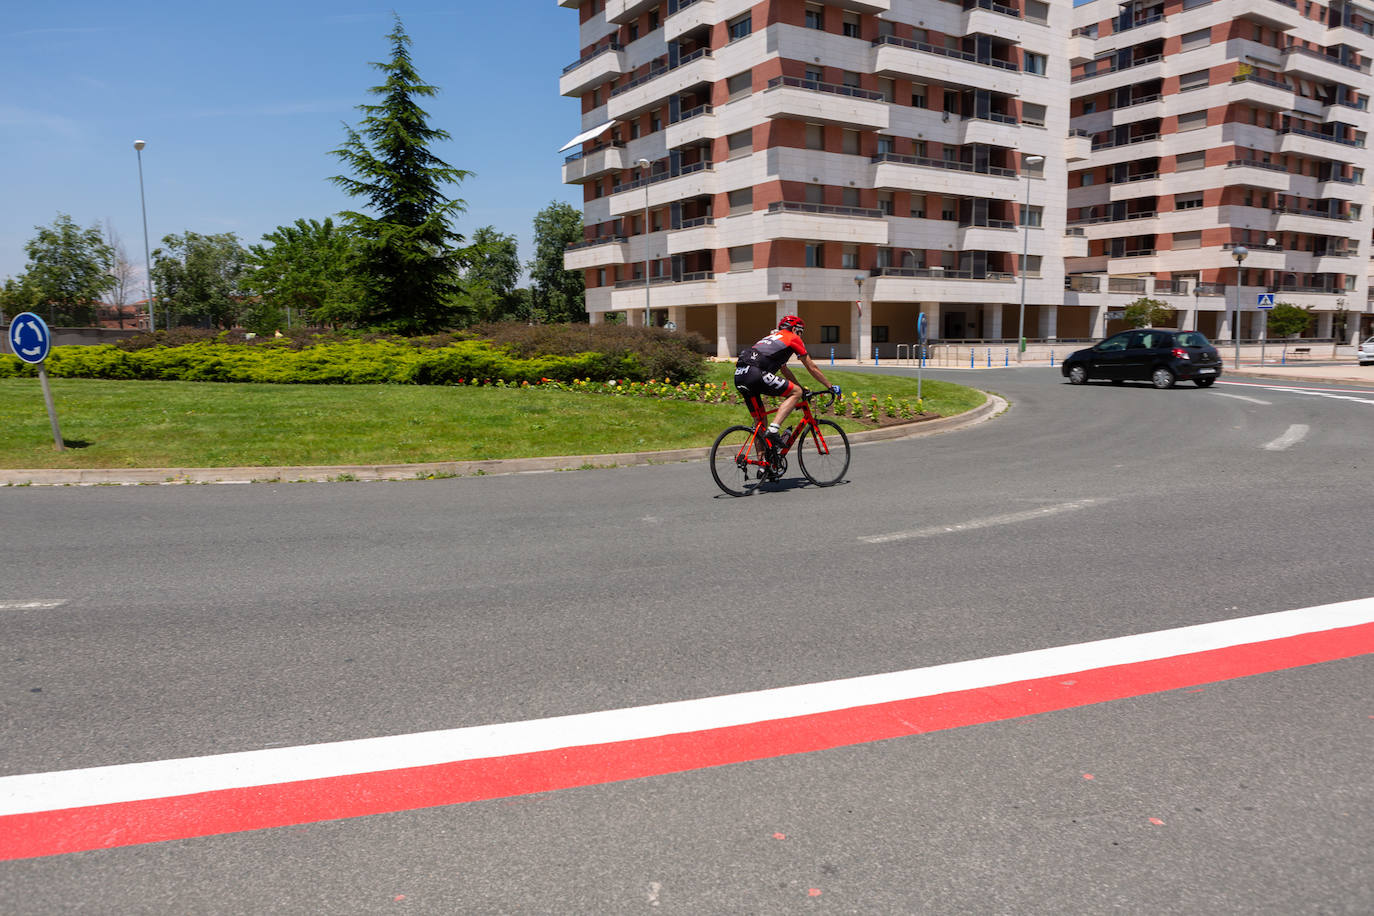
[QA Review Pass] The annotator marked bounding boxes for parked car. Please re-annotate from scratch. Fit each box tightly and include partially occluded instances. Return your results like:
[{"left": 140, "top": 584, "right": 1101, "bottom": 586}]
[
  {"left": 1061, "top": 328, "right": 1223, "bottom": 389},
  {"left": 1359, "top": 336, "right": 1374, "bottom": 366}
]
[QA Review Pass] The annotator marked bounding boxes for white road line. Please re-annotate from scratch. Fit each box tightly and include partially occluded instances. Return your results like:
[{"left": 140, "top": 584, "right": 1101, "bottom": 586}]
[
  {"left": 1214, "top": 392, "right": 1273, "bottom": 406},
  {"left": 1264, "top": 424, "right": 1310, "bottom": 451},
  {"left": 859, "top": 499, "right": 1108, "bottom": 545},
  {"left": 1, "top": 596, "right": 1371, "bottom": 817},
  {"left": 0, "top": 600, "right": 67, "bottom": 610}
]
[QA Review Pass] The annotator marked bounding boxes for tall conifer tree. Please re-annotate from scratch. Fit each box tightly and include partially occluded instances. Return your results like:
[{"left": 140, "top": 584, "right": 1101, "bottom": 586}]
[{"left": 331, "top": 16, "right": 471, "bottom": 333}]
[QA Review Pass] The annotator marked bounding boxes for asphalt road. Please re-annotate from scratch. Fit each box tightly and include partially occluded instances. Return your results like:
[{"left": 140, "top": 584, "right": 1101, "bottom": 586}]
[{"left": 2, "top": 367, "right": 1371, "bottom": 914}]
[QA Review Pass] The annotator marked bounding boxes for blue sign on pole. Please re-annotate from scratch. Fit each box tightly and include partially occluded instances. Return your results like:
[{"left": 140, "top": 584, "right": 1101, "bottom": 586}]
[
  {"left": 917, "top": 312, "right": 928, "bottom": 341},
  {"left": 8, "top": 312, "right": 52, "bottom": 364},
  {"left": 1256, "top": 293, "right": 1276, "bottom": 309}
]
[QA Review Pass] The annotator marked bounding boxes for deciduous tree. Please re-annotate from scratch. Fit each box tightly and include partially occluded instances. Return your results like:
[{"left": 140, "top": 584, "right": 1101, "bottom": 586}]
[
  {"left": 1, "top": 213, "right": 115, "bottom": 326},
  {"left": 242, "top": 217, "right": 363, "bottom": 332},
  {"left": 1123, "top": 297, "right": 1173, "bottom": 329},
  {"left": 528, "top": 201, "right": 585, "bottom": 323},
  {"left": 1265, "top": 302, "right": 1312, "bottom": 339},
  {"left": 151, "top": 231, "right": 247, "bottom": 329},
  {"left": 459, "top": 226, "right": 522, "bottom": 323}
]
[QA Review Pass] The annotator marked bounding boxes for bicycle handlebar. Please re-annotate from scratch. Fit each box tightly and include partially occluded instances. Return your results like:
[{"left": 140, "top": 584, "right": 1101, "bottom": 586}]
[{"left": 803, "top": 388, "right": 837, "bottom": 409}]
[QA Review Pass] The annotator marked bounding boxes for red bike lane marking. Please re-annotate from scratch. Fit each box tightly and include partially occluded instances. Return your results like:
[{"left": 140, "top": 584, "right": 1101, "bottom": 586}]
[{"left": 2, "top": 601, "right": 1371, "bottom": 861}]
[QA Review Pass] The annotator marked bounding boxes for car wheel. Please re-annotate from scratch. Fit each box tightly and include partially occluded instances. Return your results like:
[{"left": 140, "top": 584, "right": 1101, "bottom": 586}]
[
  {"left": 1195, "top": 377, "right": 1215, "bottom": 388},
  {"left": 1067, "top": 365, "right": 1088, "bottom": 385},
  {"left": 1151, "top": 367, "right": 1175, "bottom": 389}
]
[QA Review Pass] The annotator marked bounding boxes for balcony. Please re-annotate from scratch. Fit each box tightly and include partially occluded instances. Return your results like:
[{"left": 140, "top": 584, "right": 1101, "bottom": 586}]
[
  {"left": 1223, "top": 158, "right": 1297, "bottom": 192},
  {"left": 871, "top": 152, "right": 1017, "bottom": 198},
  {"left": 608, "top": 48, "right": 715, "bottom": 120},
  {"left": 605, "top": 0, "right": 659, "bottom": 24},
  {"left": 871, "top": 35, "right": 1019, "bottom": 92},
  {"left": 1280, "top": 44, "right": 1371, "bottom": 84},
  {"left": 958, "top": 112, "right": 1020, "bottom": 148},
  {"left": 758, "top": 76, "right": 889, "bottom": 131},
  {"left": 560, "top": 42, "right": 626, "bottom": 97},
  {"left": 1277, "top": 125, "right": 1364, "bottom": 157},
  {"left": 1227, "top": 73, "right": 1295, "bottom": 110},
  {"left": 665, "top": 104, "right": 715, "bottom": 149},
  {"left": 1071, "top": 53, "right": 1163, "bottom": 84},
  {"left": 666, "top": 215, "right": 716, "bottom": 255},
  {"left": 665, "top": 0, "right": 714, "bottom": 41},
  {"left": 609, "top": 161, "right": 717, "bottom": 216},
  {"left": 760, "top": 201, "right": 889, "bottom": 245},
  {"left": 563, "top": 237, "right": 629, "bottom": 271},
  {"left": 563, "top": 142, "right": 628, "bottom": 184}
]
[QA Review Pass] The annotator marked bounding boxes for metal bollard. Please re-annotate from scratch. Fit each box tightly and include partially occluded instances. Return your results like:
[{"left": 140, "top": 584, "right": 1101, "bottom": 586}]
[
  {"left": 986, "top": 348, "right": 991, "bottom": 367},
  {"left": 1050, "top": 349, "right": 1055, "bottom": 367},
  {"left": 830, "top": 347, "right": 835, "bottom": 366},
  {"left": 874, "top": 346, "right": 880, "bottom": 365},
  {"left": 1005, "top": 348, "right": 1009, "bottom": 367},
  {"left": 970, "top": 348, "right": 975, "bottom": 368}
]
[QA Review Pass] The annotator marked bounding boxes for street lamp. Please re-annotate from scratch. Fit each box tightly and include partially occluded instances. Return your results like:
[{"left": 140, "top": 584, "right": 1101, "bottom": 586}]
[
  {"left": 1017, "top": 154, "right": 1044, "bottom": 364},
  {"left": 133, "top": 140, "right": 154, "bottom": 332},
  {"left": 637, "top": 157, "right": 651, "bottom": 329},
  {"left": 1230, "top": 245, "right": 1248, "bottom": 369}
]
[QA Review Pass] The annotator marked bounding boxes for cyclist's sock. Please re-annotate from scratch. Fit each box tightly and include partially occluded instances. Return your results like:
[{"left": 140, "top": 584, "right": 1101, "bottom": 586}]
[{"left": 767, "top": 423, "right": 780, "bottom": 435}]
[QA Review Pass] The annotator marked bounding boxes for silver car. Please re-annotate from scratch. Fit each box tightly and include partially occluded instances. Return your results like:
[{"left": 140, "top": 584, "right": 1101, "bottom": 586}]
[{"left": 1360, "top": 336, "right": 1374, "bottom": 366}]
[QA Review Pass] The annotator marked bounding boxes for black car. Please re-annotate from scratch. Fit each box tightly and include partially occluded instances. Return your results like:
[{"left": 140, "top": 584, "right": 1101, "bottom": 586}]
[{"left": 1061, "top": 328, "right": 1222, "bottom": 389}]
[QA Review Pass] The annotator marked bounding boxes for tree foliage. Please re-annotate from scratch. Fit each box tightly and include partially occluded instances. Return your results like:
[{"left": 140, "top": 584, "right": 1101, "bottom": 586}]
[
  {"left": 458, "top": 226, "right": 522, "bottom": 324},
  {"left": 151, "top": 231, "right": 247, "bottom": 329},
  {"left": 528, "top": 201, "right": 585, "bottom": 323},
  {"left": 242, "top": 217, "right": 363, "bottom": 333},
  {"left": 1123, "top": 297, "right": 1173, "bottom": 329},
  {"left": 0, "top": 213, "right": 115, "bottom": 326},
  {"left": 330, "top": 15, "right": 471, "bottom": 334},
  {"left": 1265, "top": 302, "right": 1312, "bottom": 339}
]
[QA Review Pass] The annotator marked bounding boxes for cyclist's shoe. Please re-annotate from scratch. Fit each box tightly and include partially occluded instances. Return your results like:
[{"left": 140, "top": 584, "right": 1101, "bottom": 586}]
[{"left": 765, "top": 430, "right": 784, "bottom": 450}]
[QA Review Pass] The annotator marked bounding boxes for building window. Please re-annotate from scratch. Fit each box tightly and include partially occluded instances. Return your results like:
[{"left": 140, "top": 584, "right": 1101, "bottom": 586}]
[
  {"left": 878, "top": 192, "right": 894, "bottom": 215},
  {"left": 1176, "top": 150, "right": 1206, "bottom": 171},
  {"left": 805, "top": 4, "right": 824, "bottom": 30},
  {"left": 1178, "top": 109, "right": 1208, "bottom": 131},
  {"left": 1181, "top": 27, "right": 1210, "bottom": 51},
  {"left": 806, "top": 123, "right": 825, "bottom": 150},
  {"left": 842, "top": 12, "right": 860, "bottom": 37},
  {"left": 805, "top": 243, "right": 825, "bottom": 267},
  {"left": 1024, "top": 52, "right": 1048, "bottom": 75},
  {"left": 1018, "top": 255, "right": 1042, "bottom": 277},
  {"left": 1021, "top": 205, "right": 1044, "bottom": 227},
  {"left": 821, "top": 325, "right": 840, "bottom": 343},
  {"left": 727, "top": 129, "right": 752, "bottom": 159},
  {"left": 841, "top": 245, "right": 859, "bottom": 269},
  {"left": 1175, "top": 191, "right": 1203, "bottom": 210},
  {"left": 910, "top": 194, "right": 926, "bottom": 218},
  {"left": 1180, "top": 70, "right": 1210, "bottom": 92},
  {"left": 842, "top": 70, "right": 861, "bottom": 89},
  {"left": 842, "top": 187, "right": 859, "bottom": 208},
  {"left": 912, "top": 84, "right": 927, "bottom": 108},
  {"left": 842, "top": 129, "right": 860, "bottom": 154},
  {"left": 805, "top": 183, "right": 824, "bottom": 204},
  {"left": 878, "top": 77, "right": 895, "bottom": 102},
  {"left": 726, "top": 71, "right": 752, "bottom": 102},
  {"left": 876, "top": 248, "right": 892, "bottom": 268},
  {"left": 728, "top": 13, "right": 751, "bottom": 41},
  {"left": 1174, "top": 230, "right": 1202, "bottom": 250},
  {"left": 729, "top": 245, "right": 753, "bottom": 271},
  {"left": 728, "top": 187, "right": 753, "bottom": 215},
  {"left": 873, "top": 326, "right": 889, "bottom": 343},
  {"left": 1022, "top": 103, "right": 1047, "bottom": 127},
  {"left": 877, "top": 136, "right": 893, "bottom": 155}
]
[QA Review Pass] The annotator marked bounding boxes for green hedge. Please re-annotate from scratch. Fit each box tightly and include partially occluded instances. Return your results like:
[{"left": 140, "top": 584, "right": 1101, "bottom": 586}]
[{"left": 0, "top": 339, "right": 664, "bottom": 386}]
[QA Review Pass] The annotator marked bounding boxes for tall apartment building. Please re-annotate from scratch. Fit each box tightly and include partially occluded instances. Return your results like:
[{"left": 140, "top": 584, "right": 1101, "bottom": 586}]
[{"left": 557, "top": 0, "right": 1374, "bottom": 357}]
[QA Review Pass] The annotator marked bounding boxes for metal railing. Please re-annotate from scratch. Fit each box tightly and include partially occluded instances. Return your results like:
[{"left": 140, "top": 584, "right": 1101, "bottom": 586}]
[
  {"left": 767, "top": 200, "right": 885, "bottom": 219},
  {"left": 562, "top": 41, "right": 623, "bottom": 75},
  {"left": 565, "top": 236, "right": 628, "bottom": 251},
  {"left": 870, "top": 35, "right": 1019, "bottom": 71},
  {"left": 870, "top": 151, "right": 1017, "bottom": 178},
  {"left": 765, "top": 75, "right": 886, "bottom": 101}
]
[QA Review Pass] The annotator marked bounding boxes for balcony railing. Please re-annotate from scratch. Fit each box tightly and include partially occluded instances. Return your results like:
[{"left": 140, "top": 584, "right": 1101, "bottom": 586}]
[
  {"left": 961, "top": 111, "right": 1019, "bottom": 125},
  {"left": 1067, "top": 211, "right": 1158, "bottom": 226},
  {"left": 611, "top": 160, "right": 713, "bottom": 194},
  {"left": 962, "top": 0, "right": 1020, "bottom": 19},
  {"left": 564, "top": 140, "right": 626, "bottom": 164},
  {"left": 871, "top": 151, "right": 1017, "bottom": 177},
  {"left": 1108, "top": 278, "right": 1147, "bottom": 293},
  {"left": 1091, "top": 132, "right": 1160, "bottom": 151},
  {"left": 610, "top": 47, "right": 713, "bottom": 99},
  {"left": 1280, "top": 44, "right": 1370, "bottom": 74},
  {"left": 1271, "top": 206, "right": 1351, "bottom": 220},
  {"left": 565, "top": 236, "right": 628, "bottom": 251},
  {"left": 671, "top": 104, "right": 713, "bottom": 123},
  {"left": 676, "top": 216, "right": 715, "bottom": 229},
  {"left": 562, "top": 41, "right": 624, "bottom": 75},
  {"left": 1226, "top": 158, "right": 1289, "bottom": 173},
  {"left": 1072, "top": 53, "right": 1163, "bottom": 82},
  {"left": 765, "top": 75, "right": 886, "bottom": 101},
  {"left": 613, "top": 271, "right": 715, "bottom": 289},
  {"left": 1277, "top": 125, "right": 1364, "bottom": 147},
  {"left": 871, "top": 35, "right": 1019, "bottom": 71},
  {"left": 1065, "top": 276, "right": 1100, "bottom": 292},
  {"left": 871, "top": 267, "right": 1014, "bottom": 280},
  {"left": 1195, "top": 283, "right": 1227, "bottom": 295},
  {"left": 958, "top": 218, "right": 1015, "bottom": 229},
  {"left": 767, "top": 200, "right": 885, "bottom": 219}
]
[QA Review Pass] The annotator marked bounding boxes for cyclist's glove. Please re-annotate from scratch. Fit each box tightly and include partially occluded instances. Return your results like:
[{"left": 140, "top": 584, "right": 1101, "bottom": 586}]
[{"left": 830, "top": 385, "right": 842, "bottom": 397}]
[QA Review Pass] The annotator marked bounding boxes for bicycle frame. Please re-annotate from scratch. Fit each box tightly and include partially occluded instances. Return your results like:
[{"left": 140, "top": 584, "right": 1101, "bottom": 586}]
[{"left": 738, "top": 391, "right": 836, "bottom": 471}]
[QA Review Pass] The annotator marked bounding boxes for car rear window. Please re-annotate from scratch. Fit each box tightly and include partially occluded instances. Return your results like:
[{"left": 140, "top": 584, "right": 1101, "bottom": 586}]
[{"left": 1175, "top": 332, "right": 1210, "bottom": 348}]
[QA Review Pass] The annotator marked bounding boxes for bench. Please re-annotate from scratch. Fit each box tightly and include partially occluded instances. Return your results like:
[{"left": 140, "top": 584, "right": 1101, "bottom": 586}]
[{"left": 1292, "top": 347, "right": 1311, "bottom": 358}]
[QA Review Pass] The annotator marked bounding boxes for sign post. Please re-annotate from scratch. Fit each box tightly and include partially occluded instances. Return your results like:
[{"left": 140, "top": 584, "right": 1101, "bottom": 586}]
[
  {"left": 8, "top": 312, "right": 63, "bottom": 451},
  {"left": 1256, "top": 294, "right": 1275, "bottom": 366},
  {"left": 916, "top": 312, "right": 928, "bottom": 401}
]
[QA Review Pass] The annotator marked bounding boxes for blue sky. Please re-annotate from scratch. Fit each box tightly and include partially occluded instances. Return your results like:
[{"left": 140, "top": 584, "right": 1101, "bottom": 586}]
[{"left": 1, "top": 1, "right": 584, "bottom": 288}]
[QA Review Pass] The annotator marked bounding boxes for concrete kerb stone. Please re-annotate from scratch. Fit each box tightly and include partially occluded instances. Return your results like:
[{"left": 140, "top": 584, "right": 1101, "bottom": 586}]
[{"left": 0, "top": 391, "right": 1007, "bottom": 487}]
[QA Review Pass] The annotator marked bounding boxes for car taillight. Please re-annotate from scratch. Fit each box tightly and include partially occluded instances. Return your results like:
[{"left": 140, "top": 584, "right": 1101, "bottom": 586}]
[{"left": 1172, "top": 347, "right": 1189, "bottom": 360}]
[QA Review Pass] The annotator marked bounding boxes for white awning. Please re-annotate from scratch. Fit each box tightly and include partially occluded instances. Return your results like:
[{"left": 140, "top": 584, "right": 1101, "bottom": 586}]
[{"left": 558, "top": 120, "right": 615, "bottom": 153}]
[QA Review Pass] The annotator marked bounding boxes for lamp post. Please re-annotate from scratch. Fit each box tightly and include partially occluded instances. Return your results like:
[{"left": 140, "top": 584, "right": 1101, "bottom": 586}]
[
  {"left": 1230, "top": 245, "right": 1248, "bottom": 369},
  {"left": 1017, "top": 154, "right": 1044, "bottom": 364},
  {"left": 637, "top": 157, "right": 652, "bottom": 329},
  {"left": 133, "top": 140, "right": 154, "bottom": 332}
]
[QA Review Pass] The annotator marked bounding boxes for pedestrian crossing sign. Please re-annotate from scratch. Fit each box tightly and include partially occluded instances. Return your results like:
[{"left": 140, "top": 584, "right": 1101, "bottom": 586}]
[{"left": 1256, "top": 293, "right": 1275, "bottom": 308}]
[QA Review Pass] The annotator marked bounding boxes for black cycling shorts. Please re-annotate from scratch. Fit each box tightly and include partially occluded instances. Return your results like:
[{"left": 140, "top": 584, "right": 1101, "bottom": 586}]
[{"left": 733, "top": 364, "right": 793, "bottom": 399}]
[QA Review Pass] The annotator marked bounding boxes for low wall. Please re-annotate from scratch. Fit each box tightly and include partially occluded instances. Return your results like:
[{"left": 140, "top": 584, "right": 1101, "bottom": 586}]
[{"left": 0, "top": 327, "right": 142, "bottom": 356}]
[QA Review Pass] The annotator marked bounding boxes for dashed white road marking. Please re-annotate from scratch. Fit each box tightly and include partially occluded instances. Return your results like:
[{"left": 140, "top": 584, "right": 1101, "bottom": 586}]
[
  {"left": 1214, "top": 392, "right": 1273, "bottom": 406},
  {"left": 859, "top": 499, "right": 1108, "bottom": 545},
  {"left": 0, "top": 600, "right": 67, "bottom": 611},
  {"left": 1264, "top": 425, "right": 1310, "bottom": 451}
]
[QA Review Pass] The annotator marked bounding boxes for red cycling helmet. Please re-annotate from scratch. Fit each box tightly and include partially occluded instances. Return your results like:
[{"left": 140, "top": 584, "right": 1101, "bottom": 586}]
[{"left": 778, "top": 315, "right": 805, "bottom": 333}]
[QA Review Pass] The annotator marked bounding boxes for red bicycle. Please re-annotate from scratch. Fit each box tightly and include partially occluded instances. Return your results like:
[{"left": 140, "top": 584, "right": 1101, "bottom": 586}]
[{"left": 709, "top": 389, "right": 851, "bottom": 496}]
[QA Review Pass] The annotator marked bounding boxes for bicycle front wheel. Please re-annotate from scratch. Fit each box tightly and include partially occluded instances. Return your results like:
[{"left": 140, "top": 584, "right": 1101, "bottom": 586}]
[
  {"left": 709, "top": 425, "right": 767, "bottom": 496},
  {"left": 796, "top": 419, "right": 850, "bottom": 487}
]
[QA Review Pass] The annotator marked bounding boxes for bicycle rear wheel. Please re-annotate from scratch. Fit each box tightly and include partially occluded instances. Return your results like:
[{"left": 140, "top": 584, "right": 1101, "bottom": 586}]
[
  {"left": 709, "top": 425, "right": 767, "bottom": 496},
  {"left": 796, "top": 419, "right": 850, "bottom": 486}
]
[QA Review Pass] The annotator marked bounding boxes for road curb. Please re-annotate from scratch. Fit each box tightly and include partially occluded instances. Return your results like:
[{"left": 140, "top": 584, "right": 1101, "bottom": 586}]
[{"left": 0, "top": 392, "right": 1006, "bottom": 487}]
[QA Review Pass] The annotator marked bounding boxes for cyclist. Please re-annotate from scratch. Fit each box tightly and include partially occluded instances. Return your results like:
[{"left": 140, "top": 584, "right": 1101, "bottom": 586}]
[{"left": 734, "top": 315, "right": 841, "bottom": 449}]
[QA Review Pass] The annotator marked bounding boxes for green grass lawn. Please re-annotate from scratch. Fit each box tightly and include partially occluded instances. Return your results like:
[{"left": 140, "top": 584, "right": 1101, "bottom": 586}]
[{"left": 0, "top": 366, "right": 984, "bottom": 469}]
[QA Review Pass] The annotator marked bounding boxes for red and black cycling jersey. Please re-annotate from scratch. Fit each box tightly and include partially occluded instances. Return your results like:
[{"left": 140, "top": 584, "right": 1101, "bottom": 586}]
[{"left": 736, "top": 329, "right": 807, "bottom": 374}]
